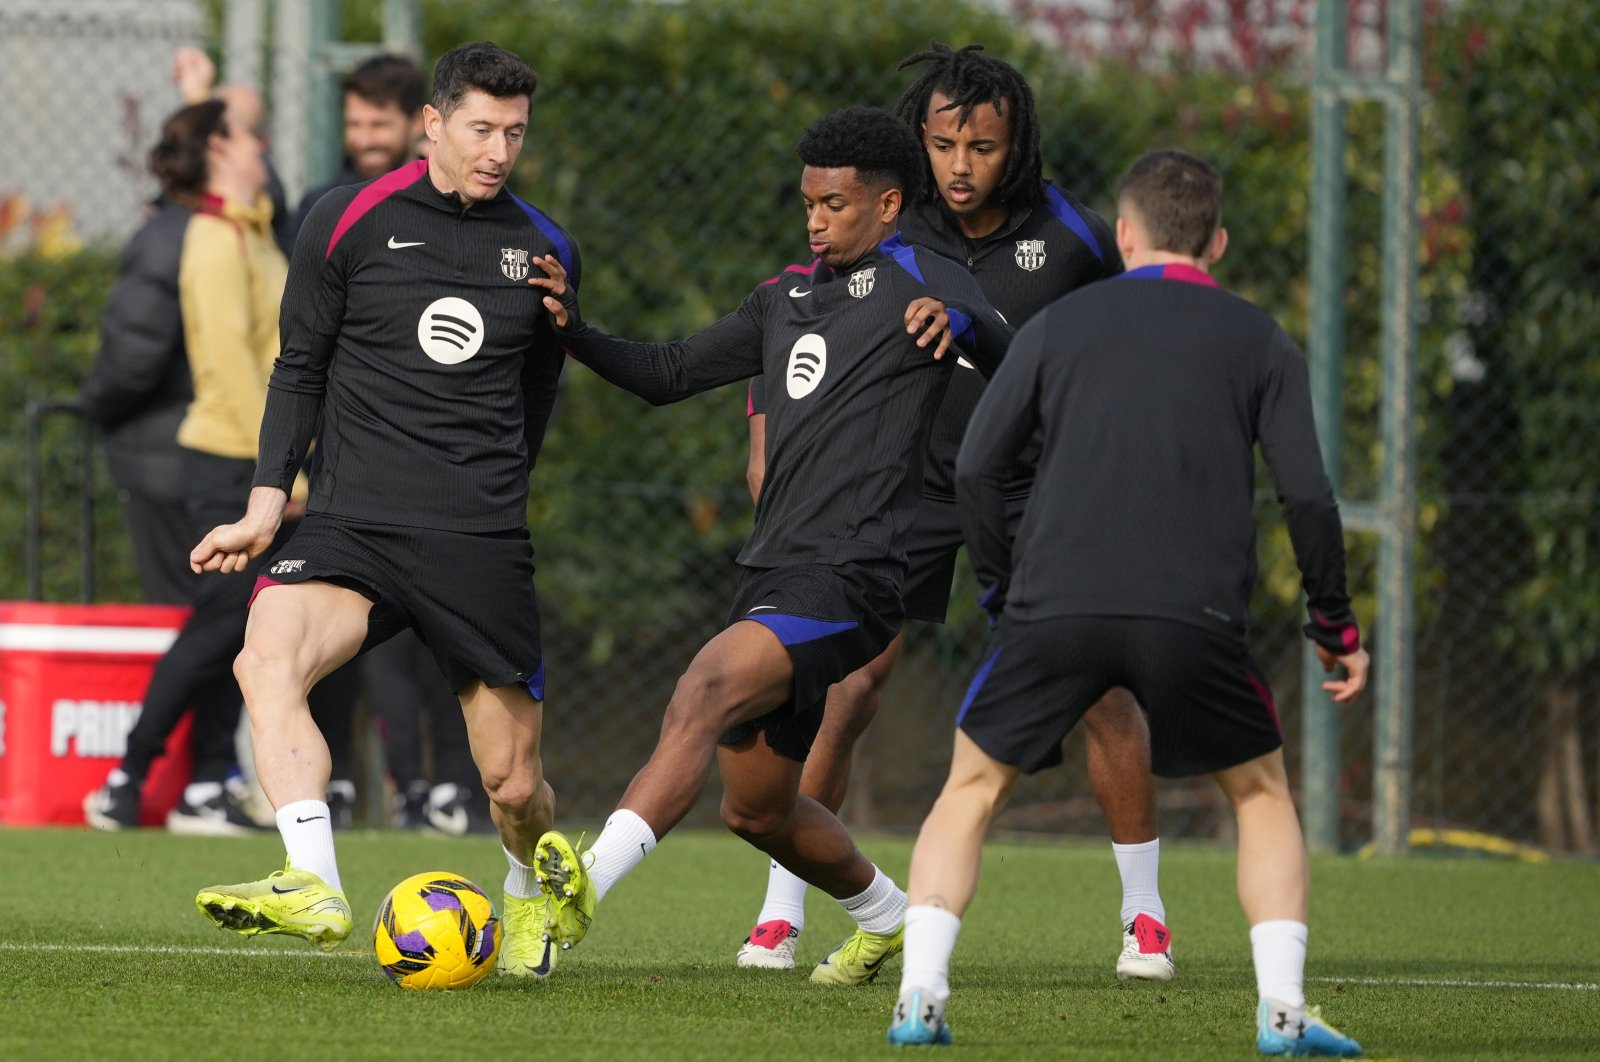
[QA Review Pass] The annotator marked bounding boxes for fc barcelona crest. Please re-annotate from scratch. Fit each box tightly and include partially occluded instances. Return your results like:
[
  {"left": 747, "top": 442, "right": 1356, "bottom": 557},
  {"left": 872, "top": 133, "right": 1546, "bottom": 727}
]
[
  {"left": 500, "top": 247, "right": 530, "bottom": 281},
  {"left": 848, "top": 267, "right": 876, "bottom": 298},
  {"left": 1014, "top": 239, "right": 1047, "bottom": 271}
]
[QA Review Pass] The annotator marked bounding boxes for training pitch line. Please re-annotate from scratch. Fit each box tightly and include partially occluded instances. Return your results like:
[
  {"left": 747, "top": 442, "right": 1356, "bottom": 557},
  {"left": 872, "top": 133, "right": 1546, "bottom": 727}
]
[{"left": 1, "top": 942, "right": 1595, "bottom": 991}]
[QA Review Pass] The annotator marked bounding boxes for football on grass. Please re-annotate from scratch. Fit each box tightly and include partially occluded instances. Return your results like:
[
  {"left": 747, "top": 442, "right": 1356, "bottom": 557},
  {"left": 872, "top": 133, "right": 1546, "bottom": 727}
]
[{"left": 374, "top": 872, "right": 501, "bottom": 989}]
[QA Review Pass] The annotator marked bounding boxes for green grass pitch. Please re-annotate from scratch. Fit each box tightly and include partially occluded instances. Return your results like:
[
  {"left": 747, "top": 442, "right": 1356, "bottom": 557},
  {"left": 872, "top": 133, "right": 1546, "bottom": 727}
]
[{"left": 1, "top": 826, "right": 1596, "bottom": 1060}]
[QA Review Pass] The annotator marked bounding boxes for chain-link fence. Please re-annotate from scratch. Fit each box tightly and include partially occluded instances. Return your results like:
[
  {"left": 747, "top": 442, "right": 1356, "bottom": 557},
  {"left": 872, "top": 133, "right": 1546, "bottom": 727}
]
[{"left": 3, "top": 0, "right": 1594, "bottom": 853}]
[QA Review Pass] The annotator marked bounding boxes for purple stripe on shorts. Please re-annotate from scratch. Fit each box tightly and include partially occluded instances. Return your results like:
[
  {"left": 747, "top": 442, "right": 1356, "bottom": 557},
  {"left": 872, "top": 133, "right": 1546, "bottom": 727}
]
[
  {"left": 955, "top": 644, "right": 1004, "bottom": 726},
  {"left": 746, "top": 613, "right": 857, "bottom": 646}
]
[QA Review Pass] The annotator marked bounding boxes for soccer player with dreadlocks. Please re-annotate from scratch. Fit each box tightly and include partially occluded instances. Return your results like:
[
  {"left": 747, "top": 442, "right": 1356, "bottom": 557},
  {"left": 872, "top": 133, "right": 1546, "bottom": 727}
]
[{"left": 739, "top": 42, "right": 1173, "bottom": 985}]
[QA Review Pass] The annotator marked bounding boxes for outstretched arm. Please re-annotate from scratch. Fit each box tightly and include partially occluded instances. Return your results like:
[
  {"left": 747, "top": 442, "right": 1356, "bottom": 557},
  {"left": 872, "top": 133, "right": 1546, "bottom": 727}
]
[{"left": 531, "top": 253, "right": 764, "bottom": 405}]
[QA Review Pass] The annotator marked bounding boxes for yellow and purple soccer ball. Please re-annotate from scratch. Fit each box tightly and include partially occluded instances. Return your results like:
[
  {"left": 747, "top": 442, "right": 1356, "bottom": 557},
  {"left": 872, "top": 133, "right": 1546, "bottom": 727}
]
[{"left": 374, "top": 872, "right": 501, "bottom": 989}]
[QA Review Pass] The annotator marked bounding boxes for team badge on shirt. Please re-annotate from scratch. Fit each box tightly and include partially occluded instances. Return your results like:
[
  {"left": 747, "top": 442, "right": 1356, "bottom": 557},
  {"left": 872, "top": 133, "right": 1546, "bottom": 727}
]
[
  {"left": 1015, "top": 239, "right": 1047, "bottom": 271},
  {"left": 848, "top": 267, "right": 876, "bottom": 298},
  {"left": 500, "top": 247, "right": 530, "bottom": 281}
]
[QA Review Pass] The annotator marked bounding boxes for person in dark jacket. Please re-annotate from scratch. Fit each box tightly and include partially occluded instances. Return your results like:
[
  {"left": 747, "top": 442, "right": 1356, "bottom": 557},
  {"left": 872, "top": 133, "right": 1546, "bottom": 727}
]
[{"left": 79, "top": 198, "right": 200, "bottom": 606}]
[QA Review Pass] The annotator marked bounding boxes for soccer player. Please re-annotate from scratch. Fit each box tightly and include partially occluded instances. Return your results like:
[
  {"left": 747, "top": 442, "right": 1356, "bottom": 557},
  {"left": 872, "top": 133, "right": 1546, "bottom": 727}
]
[
  {"left": 738, "top": 42, "right": 1172, "bottom": 982},
  {"left": 188, "top": 42, "right": 580, "bottom": 980},
  {"left": 885, "top": 149, "right": 1367, "bottom": 1056},
  {"left": 527, "top": 106, "right": 1012, "bottom": 985}
]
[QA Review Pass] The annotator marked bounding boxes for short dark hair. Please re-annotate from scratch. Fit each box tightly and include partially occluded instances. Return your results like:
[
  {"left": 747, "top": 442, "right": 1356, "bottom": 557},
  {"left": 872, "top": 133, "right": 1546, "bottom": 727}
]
[
  {"left": 1116, "top": 149, "right": 1223, "bottom": 257},
  {"left": 149, "top": 99, "right": 228, "bottom": 203},
  {"left": 430, "top": 42, "right": 537, "bottom": 118},
  {"left": 343, "top": 53, "right": 427, "bottom": 116},
  {"left": 795, "top": 106, "right": 924, "bottom": 200},
  {"left": 895, "top": 41, "right": 1045, "bottom": 208}
]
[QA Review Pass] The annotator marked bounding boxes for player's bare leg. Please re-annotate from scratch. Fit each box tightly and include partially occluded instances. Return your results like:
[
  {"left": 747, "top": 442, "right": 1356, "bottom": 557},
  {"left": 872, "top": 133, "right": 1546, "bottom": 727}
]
[
  {"left": 1214, "top": 748, "right": 1360, "bottom": 1056},
  {"left": 459, "top": 681, "right": 553, "bottom": 857},
  {"left": 1083, "top": 687, "right": 1173, "bottom": 979},
  {"left": 533, "top": 621, "right": 794, "bottom": 953},
  {"left": 718, "top": 733, "right": 875, "bottom": 899},
  {"left": 1213, "top": 749, "right": 1307, "bottom": 926},
  {"left": 892, "top": 729, "right": 1020, "bottom": 1042},
  {"left": 738, "top": 631, "right": 903, "bottom": 968},
  {"left": 233, "top": 581, "right": 371, "bottom": 811},
  {"left": 719, "top": 731, "right": 908, "bottom": 985},
  {"left": 196, "top": 580, "right": 369, "bottom": 949},
  {"left": 460, "top": 679, "right": 559, "bottom": 976}
]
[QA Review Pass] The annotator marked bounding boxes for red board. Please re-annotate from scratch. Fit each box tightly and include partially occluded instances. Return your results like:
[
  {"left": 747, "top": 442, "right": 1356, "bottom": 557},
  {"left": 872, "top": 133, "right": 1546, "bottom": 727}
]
[{"left": 0, "top": 602, "right": 194, "bottom": 826}]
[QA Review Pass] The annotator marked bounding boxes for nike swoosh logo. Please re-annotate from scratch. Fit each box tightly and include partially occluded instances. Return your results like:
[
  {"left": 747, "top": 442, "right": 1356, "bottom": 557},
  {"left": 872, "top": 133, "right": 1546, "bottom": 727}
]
[
  {"left": 863, "top": 953, "right": 889, "bottom": 972},
  {"left": 788, "top": 287, "right": 810, "bottom": 297},
  {"left": 271, "top": 885, "right": 308, "bottom": 894},
  {"left": 747, "top": 605, "right": 778, "bottom": 612},
  {"left": 295, "top": 815, "right": 326, "bottom": 823},
  {"left": 387, "top": 237, "right": 425, "bottom": 249},
  {"left": 530, "top": 939, "right": 555, "bottom": 977}
]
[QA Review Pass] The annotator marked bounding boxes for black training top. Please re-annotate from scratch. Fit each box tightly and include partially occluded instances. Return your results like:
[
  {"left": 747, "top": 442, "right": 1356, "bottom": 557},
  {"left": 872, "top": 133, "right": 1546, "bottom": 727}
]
[
  {"left": 749, "top": 182, "right": 1121, "bottom": 501},
  {"left": 253, "top": 160, "right": 581, "bottom": 533},
  {"left": 557, "top": 234, "right": 1013, "bottom": 572},
  {"left": 955, "top": 264, "right": 1361, "bottom": 654},
  {"left": 898, "top": 182, "right": 1122, "bottom": 500}
]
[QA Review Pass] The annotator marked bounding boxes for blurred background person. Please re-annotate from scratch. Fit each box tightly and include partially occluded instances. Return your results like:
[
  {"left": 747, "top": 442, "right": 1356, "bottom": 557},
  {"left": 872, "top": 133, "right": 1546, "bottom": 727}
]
[
  {"left": 82, "top": 97, "right": 355, "bottom": 834},
  {"left": 171, "top": 46, "right": 293, "bottom": 254},
  {"left": 79, "top": 178, "right": 200, "bottom": 608}
]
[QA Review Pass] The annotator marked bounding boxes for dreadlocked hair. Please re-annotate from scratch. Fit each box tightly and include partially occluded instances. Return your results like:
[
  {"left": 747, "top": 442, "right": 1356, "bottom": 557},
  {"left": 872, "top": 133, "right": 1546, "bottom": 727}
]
[{"left": 894, "top": 40, "right": 1045, "bottom": 208}]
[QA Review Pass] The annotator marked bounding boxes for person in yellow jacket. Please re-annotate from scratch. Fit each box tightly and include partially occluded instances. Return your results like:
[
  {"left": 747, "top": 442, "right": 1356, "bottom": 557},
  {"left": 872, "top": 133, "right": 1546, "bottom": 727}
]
[{"left": 86, "top": 99, "right": 352, "bottom": 835}]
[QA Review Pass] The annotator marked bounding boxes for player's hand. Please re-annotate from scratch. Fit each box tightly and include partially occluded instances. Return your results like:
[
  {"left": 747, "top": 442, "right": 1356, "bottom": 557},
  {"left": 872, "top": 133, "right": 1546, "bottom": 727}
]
[
  {"left": 189, "top": 520, "right": 275, "bottom": 574},
  {"left": 171, "top": 46, "right": 216, "bottom": 104},
  {"left": 528, "top": 254, "right": 580, "bottom": 329},
  {"left": 1315, "top": 644, "right": 1370, "bottom": 703},
  {"left": 189, "top": 486, "right": 286, "bottom": 573},
  {"left": 905, "top": 297, "right": 956, "bottom": 360}
]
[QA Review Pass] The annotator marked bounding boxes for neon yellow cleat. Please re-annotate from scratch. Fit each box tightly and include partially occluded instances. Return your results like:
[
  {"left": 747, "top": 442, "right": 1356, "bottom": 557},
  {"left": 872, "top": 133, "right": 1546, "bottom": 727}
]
[
  {"left": 533, "top": 831, "right": 595, "bottom": 951},
  {"left": 498, "top": 892, "right": 557, "bottom": 977},
  {"left": 195, "top": 863, "right": 352, "bottom": 951},
  {"left": 810, "top": 923, "right": 903, "bottom": 985}
]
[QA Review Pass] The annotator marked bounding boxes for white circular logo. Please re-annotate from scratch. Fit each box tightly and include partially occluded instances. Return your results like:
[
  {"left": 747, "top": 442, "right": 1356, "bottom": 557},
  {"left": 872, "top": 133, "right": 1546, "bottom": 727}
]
[
  {"left": 417, "top": 297, "right": 485, "bottom": 364},
  {"left": 786, "top": 332, "right": 827, "bottom": 399}
]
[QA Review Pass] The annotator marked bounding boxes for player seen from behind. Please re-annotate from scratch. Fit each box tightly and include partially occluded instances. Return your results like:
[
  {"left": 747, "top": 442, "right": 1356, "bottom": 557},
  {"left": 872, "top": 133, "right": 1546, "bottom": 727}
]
[{"left": 887, "top": 149, "right": 1367, "bottom": 1057}]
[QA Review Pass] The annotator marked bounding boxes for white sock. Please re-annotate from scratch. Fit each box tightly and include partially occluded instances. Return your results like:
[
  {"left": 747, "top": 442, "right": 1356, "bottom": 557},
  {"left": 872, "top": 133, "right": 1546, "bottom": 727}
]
[
  {"left": 504, "top": 846, "right": 538, "bottom": 899},
  {"left": 275, "top": 800, "right": 342, "bottom": 892},
  {"left": 1111, "top": 838, "right": 1165, "bottom": 925},
  {"left": 754, "top": 860, "right": 809, "bottom": 932},
  {"left": 839, "top": 865, "right": 905, "bottom": 935},
  {"left": 899, "top": 905, "right": 961, "bottom": 1001},
  {"left": 183, "top": 781, "right": 222, "bottom": 805},
  {"left": 587, "top": 809, "right": 657, "bottom": 903},
  {"left": 1250, "top": 919, "right": 1308, "bottom": 1008}
]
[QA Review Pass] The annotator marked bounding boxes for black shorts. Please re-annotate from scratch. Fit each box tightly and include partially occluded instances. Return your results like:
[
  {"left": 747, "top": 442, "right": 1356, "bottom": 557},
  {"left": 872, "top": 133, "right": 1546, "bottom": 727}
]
[
  {"left": 902, "top": 495, "right": 1027, "bottom": 623},
  {"left": 719, "top": 562, "right": 903, "bottom": 762},
  {"left": 250, "top": 514, "right": 544, "bottom": 698},
  {"left": 957, "top": 615, "right": 1282, "bottom": 778}
]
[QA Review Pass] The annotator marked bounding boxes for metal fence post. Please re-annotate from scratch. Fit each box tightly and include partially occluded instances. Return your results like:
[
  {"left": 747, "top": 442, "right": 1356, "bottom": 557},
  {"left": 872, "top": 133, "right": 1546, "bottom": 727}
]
[
  {"left": 1373, "top": 0, "right": 1421, "bottom": 855},
  {"left": 1303, "top": 0, "right": 1350, "bottom": 854}
]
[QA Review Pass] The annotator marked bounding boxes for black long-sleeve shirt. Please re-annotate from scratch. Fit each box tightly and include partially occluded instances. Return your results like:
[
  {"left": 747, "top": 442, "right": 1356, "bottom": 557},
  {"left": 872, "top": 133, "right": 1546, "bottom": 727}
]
[
  {"left": 956, "top": 264, "right": 1360, "bottom": 653},
  {"left": 253, "top": 160, "right": 580, "bottom": 532},
  {"left": 559, "top": 234, "right": 1012, "bottom": 571},
  {"left": 896, "top": 182, "right": 1122, "bottom": 500}
]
